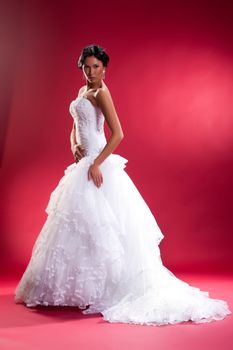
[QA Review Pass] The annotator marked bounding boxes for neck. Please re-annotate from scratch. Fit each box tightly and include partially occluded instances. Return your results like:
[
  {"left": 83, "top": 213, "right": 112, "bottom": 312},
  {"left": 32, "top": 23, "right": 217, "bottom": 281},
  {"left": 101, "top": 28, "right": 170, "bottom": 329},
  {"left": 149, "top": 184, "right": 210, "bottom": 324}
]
[{"left": 86, "top": 80, "right": 103, "bottom": 91}]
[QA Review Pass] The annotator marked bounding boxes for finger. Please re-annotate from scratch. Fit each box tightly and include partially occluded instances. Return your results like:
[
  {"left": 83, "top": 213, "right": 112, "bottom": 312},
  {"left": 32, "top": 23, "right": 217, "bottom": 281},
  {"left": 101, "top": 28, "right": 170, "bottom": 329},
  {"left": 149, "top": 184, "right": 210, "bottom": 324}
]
[
  {"left": 95, "top": 178, "right": 99, "bottom": 188},
  {"left": 75, "top": 152, "right": 81, "bottom": 160},
  {"left": 76, "top": 151, "right": 82, "bottom": 158},
  {"left": 78, "top": 146, "right": 85, "bottom": 155},
  {"left": 95, "top": 177, "right": 98, "bottom": 187},
  {"left": 75, "top": 148, "right": 83, "bottom": 156}
]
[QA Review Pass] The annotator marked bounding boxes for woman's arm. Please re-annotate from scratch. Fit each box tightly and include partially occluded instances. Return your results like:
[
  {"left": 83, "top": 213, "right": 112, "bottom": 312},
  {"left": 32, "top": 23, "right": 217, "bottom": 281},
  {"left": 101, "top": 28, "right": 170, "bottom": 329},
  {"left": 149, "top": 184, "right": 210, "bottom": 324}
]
[
  {"left": 87, "top": 89, "right": 124, "bottom": 187},
  {"left": 93, "top": 89, "right": 124, "bottom": 166},
  {"left": 70, "top": 86, "right": 87, "bottom": 162},
  {"left": 70, "top": 121, "right": 85, "bottom": 162},
  {"left": 70, "top": 121, "right": 77, "bottom": 151}
]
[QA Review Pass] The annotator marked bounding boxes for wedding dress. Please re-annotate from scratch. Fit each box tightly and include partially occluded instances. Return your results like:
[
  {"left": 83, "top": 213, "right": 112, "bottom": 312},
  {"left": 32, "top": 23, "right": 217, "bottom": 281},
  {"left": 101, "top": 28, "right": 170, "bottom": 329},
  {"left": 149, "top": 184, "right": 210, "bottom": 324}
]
[{"left": 14, "top": 90, "right": 231, "bottom": 326}]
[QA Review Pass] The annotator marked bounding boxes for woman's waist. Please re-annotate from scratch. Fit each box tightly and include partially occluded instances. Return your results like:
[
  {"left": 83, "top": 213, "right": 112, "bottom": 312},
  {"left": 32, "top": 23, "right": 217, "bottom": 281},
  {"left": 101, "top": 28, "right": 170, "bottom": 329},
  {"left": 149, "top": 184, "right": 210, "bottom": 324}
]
[{"left": 81, "top": 140, "right": 107, "bottom": 156}]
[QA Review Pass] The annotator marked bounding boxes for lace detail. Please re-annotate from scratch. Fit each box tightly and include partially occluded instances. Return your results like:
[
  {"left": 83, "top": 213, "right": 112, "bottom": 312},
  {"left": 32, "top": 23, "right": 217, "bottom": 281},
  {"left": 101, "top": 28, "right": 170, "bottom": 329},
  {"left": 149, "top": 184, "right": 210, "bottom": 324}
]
[{"left": 69, "top": 96, "right": 106, "bottom": 156}]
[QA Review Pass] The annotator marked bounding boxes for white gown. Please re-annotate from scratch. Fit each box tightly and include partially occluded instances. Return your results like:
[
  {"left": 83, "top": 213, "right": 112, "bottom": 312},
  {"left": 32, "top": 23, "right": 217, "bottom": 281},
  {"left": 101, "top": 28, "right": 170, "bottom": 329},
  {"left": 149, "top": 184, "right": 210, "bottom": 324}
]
[{"left": 14, "top": 92, "right": 231, "bottom": 326}]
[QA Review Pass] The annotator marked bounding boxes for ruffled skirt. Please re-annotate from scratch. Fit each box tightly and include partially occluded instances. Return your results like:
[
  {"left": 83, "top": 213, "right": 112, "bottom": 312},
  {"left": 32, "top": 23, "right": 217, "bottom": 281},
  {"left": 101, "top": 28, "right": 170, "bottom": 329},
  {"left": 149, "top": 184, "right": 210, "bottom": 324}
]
[{"left": 14, "top": 153, "right": 231, "bottom": 326}]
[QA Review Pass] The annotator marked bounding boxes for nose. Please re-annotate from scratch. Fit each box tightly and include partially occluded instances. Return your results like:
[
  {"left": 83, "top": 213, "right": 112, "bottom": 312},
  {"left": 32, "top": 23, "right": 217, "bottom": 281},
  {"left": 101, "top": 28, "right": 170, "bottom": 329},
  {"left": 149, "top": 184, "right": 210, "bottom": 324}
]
[{"left": 89, "top": 67, "right": 94, "bottom": 76}]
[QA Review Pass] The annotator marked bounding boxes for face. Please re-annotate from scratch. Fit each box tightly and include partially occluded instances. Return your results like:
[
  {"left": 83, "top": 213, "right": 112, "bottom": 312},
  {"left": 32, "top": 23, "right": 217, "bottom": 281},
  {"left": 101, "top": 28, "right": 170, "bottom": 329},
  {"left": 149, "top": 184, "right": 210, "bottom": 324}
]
[{"left": 82, "top": 55, "right": 105, "bottom": 84}]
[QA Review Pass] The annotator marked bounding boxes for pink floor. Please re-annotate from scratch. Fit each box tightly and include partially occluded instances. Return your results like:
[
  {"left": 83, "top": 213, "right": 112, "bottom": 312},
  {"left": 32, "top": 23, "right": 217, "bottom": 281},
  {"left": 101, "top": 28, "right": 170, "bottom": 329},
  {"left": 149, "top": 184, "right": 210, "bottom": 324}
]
[{"left": 0, "top": 272, "right": 232, "bottom": 350}]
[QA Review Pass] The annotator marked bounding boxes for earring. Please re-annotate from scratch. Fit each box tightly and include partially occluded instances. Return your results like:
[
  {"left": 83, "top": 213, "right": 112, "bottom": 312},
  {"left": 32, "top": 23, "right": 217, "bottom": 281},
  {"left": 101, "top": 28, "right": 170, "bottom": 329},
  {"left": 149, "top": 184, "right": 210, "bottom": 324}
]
[{"left": 103, "top": 70, "right": 105, "bottom": 79}]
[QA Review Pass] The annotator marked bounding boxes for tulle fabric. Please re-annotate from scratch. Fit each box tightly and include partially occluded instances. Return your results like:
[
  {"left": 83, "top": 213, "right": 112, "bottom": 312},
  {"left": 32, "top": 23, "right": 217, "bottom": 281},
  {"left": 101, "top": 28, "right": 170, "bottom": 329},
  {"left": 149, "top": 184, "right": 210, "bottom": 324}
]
[
  {"left": 14, "top": 94, "right": 231, "bottom": 326},
  {"left": 14, "top": 153, "right": 231, "bottom": 325}
]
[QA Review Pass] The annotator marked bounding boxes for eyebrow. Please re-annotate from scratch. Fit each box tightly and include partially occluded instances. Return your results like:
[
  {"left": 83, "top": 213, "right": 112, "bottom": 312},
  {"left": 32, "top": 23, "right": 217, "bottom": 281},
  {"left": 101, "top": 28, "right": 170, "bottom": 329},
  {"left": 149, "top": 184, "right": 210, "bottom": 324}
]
[{"left": 84, "top": 63, "right": 99, "bottom": 67}]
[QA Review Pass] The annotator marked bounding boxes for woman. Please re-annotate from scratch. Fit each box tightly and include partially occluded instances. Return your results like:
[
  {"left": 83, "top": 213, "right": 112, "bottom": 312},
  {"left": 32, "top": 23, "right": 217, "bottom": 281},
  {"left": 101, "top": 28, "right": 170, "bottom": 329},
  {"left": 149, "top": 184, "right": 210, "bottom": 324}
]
[{"left": 15, "top": 44, "right": 231, "bottom": 326}]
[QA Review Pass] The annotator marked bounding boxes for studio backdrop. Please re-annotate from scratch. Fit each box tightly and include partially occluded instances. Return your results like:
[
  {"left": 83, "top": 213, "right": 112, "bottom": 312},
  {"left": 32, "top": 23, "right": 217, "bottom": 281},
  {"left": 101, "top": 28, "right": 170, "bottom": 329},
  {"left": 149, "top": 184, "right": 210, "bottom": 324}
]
[{"left": 1, "top": 0, "right": 233, "bottom": 277}]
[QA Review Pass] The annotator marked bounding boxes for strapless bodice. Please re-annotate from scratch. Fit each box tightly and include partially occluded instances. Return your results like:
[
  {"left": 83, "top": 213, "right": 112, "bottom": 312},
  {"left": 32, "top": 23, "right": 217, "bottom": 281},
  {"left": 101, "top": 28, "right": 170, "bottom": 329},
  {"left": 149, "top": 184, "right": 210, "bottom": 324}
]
[{"left": 69, "top": 96, "right": 107, "bottom": 157}]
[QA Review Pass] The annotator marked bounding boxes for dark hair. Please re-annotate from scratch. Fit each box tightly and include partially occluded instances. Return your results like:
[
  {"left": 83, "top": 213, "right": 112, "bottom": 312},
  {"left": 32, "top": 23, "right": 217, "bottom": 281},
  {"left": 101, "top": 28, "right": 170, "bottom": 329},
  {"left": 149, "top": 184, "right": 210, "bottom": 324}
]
[{"left": 77, "top": 44, "right": 110, "bottom": 69}]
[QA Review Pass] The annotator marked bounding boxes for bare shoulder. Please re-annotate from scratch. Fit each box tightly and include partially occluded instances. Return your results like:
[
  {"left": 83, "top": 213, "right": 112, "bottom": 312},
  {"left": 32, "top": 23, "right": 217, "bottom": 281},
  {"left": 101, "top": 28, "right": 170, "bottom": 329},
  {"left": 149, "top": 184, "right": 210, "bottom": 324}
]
[
  {"left": 95, "top": 84, "right": 120, "bottom": 124},
  {"left": 77, "top": 85, "right": 86, "bottom": 97},
  {"left": 94, "top": 84, "right": 123, "bottom": 137},
  {"left": 95, "top": 84, "right": 113, "bottom": 105}
]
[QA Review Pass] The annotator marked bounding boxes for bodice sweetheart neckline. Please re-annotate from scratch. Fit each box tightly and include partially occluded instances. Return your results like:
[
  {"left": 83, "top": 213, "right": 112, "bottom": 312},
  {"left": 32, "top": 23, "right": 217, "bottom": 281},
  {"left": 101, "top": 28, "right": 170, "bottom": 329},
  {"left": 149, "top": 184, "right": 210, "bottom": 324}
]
[{"left": 76, "top": 95, "right": 101, "bottom": 110}]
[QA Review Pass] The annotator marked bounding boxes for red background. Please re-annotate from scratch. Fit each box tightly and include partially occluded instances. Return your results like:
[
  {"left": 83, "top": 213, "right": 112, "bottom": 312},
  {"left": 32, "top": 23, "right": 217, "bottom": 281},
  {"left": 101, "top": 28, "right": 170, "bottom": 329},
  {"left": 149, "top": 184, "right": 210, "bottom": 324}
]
[{"left": 1, "top": 0, "right": 233, "bottom": 277}]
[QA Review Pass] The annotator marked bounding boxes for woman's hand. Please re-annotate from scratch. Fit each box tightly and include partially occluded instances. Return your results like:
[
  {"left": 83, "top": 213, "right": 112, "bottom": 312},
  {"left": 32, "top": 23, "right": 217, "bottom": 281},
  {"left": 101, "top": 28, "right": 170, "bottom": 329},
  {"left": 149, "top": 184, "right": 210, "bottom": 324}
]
[
  {"left": 87, "top": 163, "right": 103, "bottom": 188},
  {"left": 71, "top": 144, "right": 85, "bottom": 163}
]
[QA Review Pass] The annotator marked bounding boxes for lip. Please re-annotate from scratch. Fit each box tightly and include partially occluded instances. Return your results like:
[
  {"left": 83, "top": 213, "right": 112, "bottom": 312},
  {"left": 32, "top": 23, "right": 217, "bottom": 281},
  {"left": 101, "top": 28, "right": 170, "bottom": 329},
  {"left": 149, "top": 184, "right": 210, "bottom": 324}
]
[{"left": 89, "top": 76, "right": 95, "bottom": 79}]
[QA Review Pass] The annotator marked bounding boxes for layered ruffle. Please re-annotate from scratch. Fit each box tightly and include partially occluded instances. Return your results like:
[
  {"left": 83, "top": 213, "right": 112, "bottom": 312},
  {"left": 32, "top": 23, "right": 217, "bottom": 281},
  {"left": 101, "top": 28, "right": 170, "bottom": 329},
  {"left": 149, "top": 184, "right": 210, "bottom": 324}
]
[{"left": 15, "top": 153, "right": 231, "bottom": 325}]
